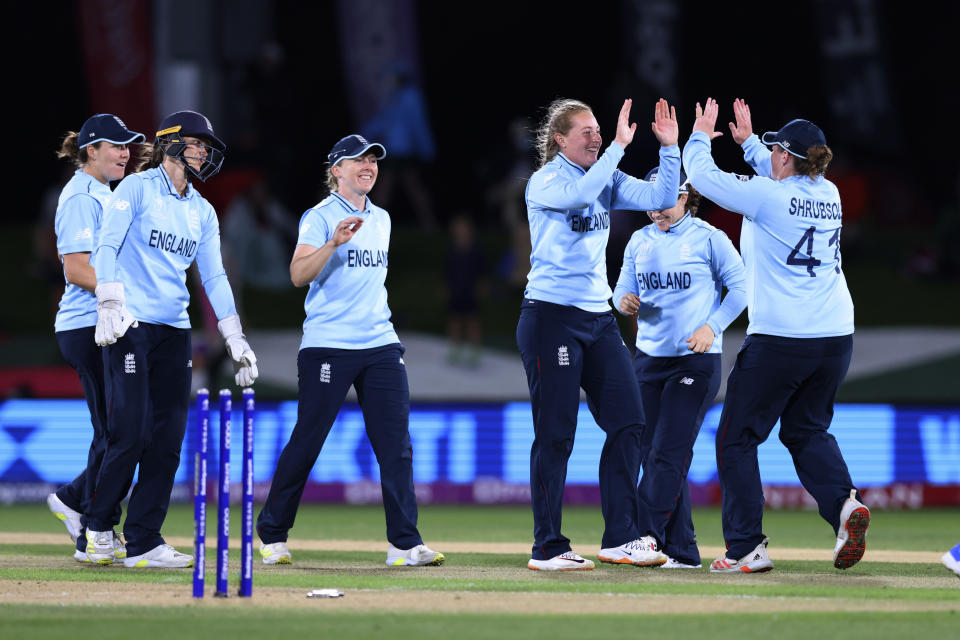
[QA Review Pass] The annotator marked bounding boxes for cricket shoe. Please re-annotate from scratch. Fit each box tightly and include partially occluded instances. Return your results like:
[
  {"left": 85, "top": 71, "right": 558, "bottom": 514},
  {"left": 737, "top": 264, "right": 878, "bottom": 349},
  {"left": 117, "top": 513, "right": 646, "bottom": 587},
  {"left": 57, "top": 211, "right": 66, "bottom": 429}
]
[
  {"left": 660, "top": 556, "right": 702, "bottom": 569},
  {"left": 598, "top": 536, "right": 667, "bottom": 566},
  {"left": 710, "top": 537, "right": 774, "bottom": 573},
  {"left": 74, "top": 550, "right": 90, "bottom": 563},
  {"left": 85, "top": 529, "right": 115, "bottom": 565},
  {"left": 47, "top": 493, "right": 82, "bottom": 543},
  {"left": 527, "top": 551, "right": 595, "bottom": 571},
  {"left": 260, "top": 541, "right": 292, "bottom": 565},
  {"left": 386, "top": 543, "right": 445, "bottom": 566},
  {"left": 941, "top": 544, "right": 960, "bottom": 579},
  {"left": 123, "top": 544, "right": 193, "bottom": 568},
  {"left": 112, "top": 532, "right": 127, "bottom": 560},
  {"left": 833, "top": 489, "right": 870, "bottom": 569}
]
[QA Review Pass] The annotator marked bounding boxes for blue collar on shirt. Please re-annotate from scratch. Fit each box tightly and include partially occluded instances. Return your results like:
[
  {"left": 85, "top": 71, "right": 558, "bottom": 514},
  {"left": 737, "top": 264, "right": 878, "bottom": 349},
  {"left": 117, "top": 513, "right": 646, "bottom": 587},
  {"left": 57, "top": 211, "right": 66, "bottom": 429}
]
[
  {"left": 330, "top": 191, "right": 374, "bottom": 215},
  {"left": 655, "top": 212, "right": 691, "bottom": 234},
  {"left": 556, "top": 152, "right": 587, "bottom": 174},
  {"left": 157, "top": 163, "right": 196, "bottom": 200}
]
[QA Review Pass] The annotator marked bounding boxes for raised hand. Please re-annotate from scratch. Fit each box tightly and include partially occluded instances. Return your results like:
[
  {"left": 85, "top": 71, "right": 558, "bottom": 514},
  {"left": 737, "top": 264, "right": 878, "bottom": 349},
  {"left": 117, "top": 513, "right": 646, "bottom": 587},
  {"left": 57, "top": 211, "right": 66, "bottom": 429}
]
[
  {"left": 728, "top": 98, "right": 753, "bottom": 145},
  {"left": 651, "top": 98, "right": 679, "bottom": 147},
  {"left": 332, "top": 216, "right": 364, "bottom": 246},
  {"left": 692, "top": 98, "right": 723, "bottom": 141},
  {"left": 613, "top": 98, "right": 638, "bottom": 149}
]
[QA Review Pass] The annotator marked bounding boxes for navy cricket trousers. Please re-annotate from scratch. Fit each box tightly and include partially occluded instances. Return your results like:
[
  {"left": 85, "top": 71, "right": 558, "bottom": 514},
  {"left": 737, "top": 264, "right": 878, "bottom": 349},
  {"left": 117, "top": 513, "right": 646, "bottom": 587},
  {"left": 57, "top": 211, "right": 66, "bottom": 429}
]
[
  {"left": 516, "top": 299, "right": 645, "bottom": 560},
  {"left": 55, "top": 326, "right": 121, "bottom": 550},
  {"left": 634, "top": 351, "right": 719, "bottom": 566},
  {"left": 86, "top": 323, "right": 191, "bottom": 557},
  {"left": 716, "top": 334, "right": 857, "bottom": 559},
  {"left": 257, "top": 344, "right": 423, "bottom": 549}
]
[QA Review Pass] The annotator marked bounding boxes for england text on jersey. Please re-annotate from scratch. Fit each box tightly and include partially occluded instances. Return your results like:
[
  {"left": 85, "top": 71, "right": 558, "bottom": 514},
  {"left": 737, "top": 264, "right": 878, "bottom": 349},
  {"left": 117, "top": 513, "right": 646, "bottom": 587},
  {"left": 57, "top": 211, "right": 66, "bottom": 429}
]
[
  {"left": 569, "top": 211, "right": 610, "bottom": 233},
  {"left": 637, "top": 271, "right": 692, "bottom": 291},
  {"left": 148, "top": 229, "right": 198, "bottom": 258},
  {"left": 347, "top": 249, "right": 388, "bottom": 268}
]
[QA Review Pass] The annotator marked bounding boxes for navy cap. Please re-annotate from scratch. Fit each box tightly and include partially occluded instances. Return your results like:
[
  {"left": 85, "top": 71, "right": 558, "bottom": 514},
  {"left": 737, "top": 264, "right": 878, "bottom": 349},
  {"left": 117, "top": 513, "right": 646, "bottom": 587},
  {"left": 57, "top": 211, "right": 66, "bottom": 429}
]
[
  {"left": 78, "top": 114, "right": 145, "bottom": 149},
  {"left": 645, "top": 166, "right": 689, "bottom": 195},
  {"left": 760, "top": 119, "right": 825, "bottom": 159},
  {"left": 156, "top": 110, "right": 226, "bottom": 151},
  {"left": 328, "top": 134, "right": 386, "bottom": 166}
]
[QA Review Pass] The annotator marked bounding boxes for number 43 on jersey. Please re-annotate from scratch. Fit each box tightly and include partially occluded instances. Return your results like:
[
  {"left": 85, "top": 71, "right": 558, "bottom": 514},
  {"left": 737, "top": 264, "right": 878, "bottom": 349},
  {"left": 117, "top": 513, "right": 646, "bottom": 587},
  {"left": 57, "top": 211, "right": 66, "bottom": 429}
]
[{"left": 786, "top": 226, "right": 842, "bottom": 277}]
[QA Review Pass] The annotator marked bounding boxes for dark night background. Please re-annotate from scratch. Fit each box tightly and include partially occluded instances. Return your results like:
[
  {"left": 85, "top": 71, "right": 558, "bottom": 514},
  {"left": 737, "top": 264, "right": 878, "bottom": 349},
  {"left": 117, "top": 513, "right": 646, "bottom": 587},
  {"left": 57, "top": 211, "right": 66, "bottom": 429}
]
[{"left": 5, "top": 0, "right": 959, "bottom": 393}]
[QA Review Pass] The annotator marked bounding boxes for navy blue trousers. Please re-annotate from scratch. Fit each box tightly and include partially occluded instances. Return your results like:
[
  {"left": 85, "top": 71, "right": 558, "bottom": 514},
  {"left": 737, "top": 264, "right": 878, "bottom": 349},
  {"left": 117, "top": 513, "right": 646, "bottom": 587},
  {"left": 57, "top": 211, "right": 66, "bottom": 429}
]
[
  {"left": 517, "top": 299, "right": 645, "bottom": 560},
  {"left": 85, "top": 323, "right": 191, "bottom": 557},
  {"left": 716, "top": 334, "right": 857, "bottom": 558},
  {"left": 257, "top": 344, "right": 423, "bottom": 549},
  {"left": 635, "top": 351, "right": 719, "bottom": 566},
  {"left": 56, "top": 327, "right": 121, "bottom": 551}
]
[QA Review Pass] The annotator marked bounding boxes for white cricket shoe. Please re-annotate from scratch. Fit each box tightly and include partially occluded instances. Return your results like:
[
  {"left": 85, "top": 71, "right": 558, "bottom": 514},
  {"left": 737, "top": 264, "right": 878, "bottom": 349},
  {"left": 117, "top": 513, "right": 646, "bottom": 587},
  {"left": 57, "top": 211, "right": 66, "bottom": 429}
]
[
  {"left": 710, "top": 537, "right": 774, "bottom": 573},
  {"left": 597, "top": 536, "right": 667, "bottom": 566},
  {"left": 386, "top": 543, "right": 445, "bottom": 566},
  {"left": 47, "top": 493, "right": 82, "bottom": 543},
  {"left": 661, "top": 556, "right": 702, "bottom": 569},
  {"left": 112, "top": 532, "right": 127, "bottom": 560},
  {"left": 833, "top": 489, "right": 870, "bottom": 569},
  {"left": 527, "top": 551, "right": 595, "bottom": 571},
  {"left": 74, "top": 550, "right": 90, "bottom": 563},
  {"left": 260, "top": 541, "right": 292, "bottom": 565},
  {"left": 123, "top": 543, "right": 193, "bottom": 568},
  {"left": 941, "top": 545, "right": 960, "bottom": 579},
  {"left": 85, "top": 529, "right": 115, "bottom": 565}
]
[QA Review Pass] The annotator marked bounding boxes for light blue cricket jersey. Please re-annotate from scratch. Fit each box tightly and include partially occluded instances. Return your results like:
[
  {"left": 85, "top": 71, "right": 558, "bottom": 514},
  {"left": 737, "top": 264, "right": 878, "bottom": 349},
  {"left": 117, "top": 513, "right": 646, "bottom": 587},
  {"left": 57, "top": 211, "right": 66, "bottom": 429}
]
[
  {"left": 524, "top": 143, "right": 681, "bottom": 312},
  {"left": 613, "top": 213, "right": 746, "bottom": 356},
  {"left": 683, "top": 131, "right": 854, "bottom": 338},
  {"left": 94, "top": 165, "right": 237, "bottom": 328},
  {"left": 54, "top": 170, "right": 110, "bottom": 332},
  {"left": 296, "top": 193, "right": 399, "bottom": 350}
]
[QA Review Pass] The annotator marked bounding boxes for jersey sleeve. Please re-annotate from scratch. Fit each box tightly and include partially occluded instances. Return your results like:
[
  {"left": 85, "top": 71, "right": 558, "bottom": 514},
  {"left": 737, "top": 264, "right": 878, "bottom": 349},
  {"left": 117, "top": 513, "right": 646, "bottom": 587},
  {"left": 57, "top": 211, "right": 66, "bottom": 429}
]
[
  {"left": 525, "top": 143, "right": 624, "bottom": 210},
  {"left": 94, "top": 174, "right": 143, "bottom": 283},
  {"left": 704, "top": 230, "right": 747, "bottom": 335},
  {"left": 741, "top": 134, "right": 772, "bottom": 178},
  {"left": 611, "top": 234, "right": 641, "bottom": 314},
  {"left": 296, "top": 208, "right": 332, "bottom": 249},
  {"left": 195, "top": 201, "right": 238, "bottom": 320},
  {"left": 682, "top": 131, "right": 776, "bottom": 221},
  {"left": 56, "top": 194, "right": 99, "bottom": 255},
  {"left": 610, "top": 144, "right": 681, "bottom": 211}
]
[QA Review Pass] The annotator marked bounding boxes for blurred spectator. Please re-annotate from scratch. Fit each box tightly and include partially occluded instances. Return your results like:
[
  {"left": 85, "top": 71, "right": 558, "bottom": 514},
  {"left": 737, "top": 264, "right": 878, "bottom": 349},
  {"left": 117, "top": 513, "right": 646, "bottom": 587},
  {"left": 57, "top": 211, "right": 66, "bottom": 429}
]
[
  {"left": 445, "top": 213, "right": 487, "bottom": 367},
  {"left": 222, "top": 174, "right": 298, "bottom": 297},
  {"left": 33, "top": 166, "right": 75, "bottom": 319},
  {"left": 361, "top": 62, "right": 438, "bottom": 231},
  {"left": 487, "top": 117, "right": 535, "bottom": 293}
]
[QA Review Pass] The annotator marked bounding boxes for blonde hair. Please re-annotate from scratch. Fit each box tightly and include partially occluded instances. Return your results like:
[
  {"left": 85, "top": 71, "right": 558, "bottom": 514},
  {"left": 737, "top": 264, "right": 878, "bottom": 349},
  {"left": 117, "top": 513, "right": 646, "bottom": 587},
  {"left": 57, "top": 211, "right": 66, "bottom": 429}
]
[
  {"left": 134, "top": 142, "right": 166, "bottom": 173},
  {"left": 325, "top": 163, "right": 338, "bottom": 193},
  {"left": 794, "top": 145, "right": 833, "bottom": 178},
  {"left": 535, "top": 98, "right": 592, "bottom": 168},
  {"left": 56, "top": 131, "right": 88, "bottom": 168}
]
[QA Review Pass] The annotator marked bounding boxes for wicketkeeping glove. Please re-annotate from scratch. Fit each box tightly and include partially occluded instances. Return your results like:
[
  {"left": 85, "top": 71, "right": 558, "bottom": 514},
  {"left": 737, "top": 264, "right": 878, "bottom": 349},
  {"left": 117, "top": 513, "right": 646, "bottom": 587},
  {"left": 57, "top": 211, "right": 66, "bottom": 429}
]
[
  {"left": 94, "top": 282, "right": 139, "bottom": 346},
  {"left": 218, "top": 314, "right": 258, "bottom": 387}
]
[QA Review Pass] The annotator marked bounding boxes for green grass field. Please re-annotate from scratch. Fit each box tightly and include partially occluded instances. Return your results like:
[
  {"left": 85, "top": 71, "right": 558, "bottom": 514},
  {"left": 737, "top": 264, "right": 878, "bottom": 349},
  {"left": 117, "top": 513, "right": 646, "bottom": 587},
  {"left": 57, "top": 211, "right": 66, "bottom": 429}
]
[{"left": 1, "top": 504, "right": 957, "bottom": 639}]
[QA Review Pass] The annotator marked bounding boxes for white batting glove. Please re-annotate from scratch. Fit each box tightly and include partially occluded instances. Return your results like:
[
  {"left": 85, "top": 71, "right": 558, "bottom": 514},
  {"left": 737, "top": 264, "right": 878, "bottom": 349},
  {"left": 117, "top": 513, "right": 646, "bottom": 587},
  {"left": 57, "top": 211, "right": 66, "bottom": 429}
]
[
  {"left": 94, "top": 282, "right": 139, "bottom": 346},
  {"left": 218, "top": 314, "right": 259, "bottom": 387}
]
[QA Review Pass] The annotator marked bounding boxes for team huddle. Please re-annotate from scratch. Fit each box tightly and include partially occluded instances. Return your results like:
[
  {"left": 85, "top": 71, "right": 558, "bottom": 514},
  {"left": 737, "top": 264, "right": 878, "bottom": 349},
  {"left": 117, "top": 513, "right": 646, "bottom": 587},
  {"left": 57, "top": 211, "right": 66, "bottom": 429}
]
[{"left": 46, "top": 96, "right": 873, "bottom": 576}]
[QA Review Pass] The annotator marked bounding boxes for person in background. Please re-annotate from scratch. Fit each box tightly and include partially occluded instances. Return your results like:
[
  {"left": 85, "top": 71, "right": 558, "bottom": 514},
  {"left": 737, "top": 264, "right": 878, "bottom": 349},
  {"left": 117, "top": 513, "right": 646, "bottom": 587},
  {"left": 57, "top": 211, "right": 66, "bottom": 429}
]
[
  {"left": 256, "top": 134, "right": 444, "bottom": 568},
  {"left": 613, "top": 168, "right": 746, "bottom": 569},
  {"left": 87, "top": 110, "right": 257, "bottom": 568},
  {"left": 46, "top": 114, "right": 145, "bottom": 563},
  {"left": 684, "top": 98, "right": 868, "bottom": 573},
  {"left": 445, "top": 212, "right": 487, "bottom": 368},
  {"left": 518, "top": 97, "right": 680, "bottom": 571}
]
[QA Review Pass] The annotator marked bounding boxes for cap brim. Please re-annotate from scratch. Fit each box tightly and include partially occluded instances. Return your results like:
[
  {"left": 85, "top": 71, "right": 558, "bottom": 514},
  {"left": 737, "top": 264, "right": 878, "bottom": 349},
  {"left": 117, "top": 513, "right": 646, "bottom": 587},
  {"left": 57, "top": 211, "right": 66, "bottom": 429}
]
[
  {"left": 760, "top": 131, "right": 779, "bottom": 146},
  {"left": 79, "top": 132, "right": 146, "bottom": 149},
  {"left": 333, "top": 143, "right": 387, "bottom": 165}
]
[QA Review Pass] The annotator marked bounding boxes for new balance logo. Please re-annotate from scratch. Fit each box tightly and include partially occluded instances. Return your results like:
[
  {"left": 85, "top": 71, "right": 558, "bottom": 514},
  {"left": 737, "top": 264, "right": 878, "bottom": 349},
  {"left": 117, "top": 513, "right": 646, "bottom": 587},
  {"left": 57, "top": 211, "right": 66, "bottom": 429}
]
[
  {"left": 187, "top": 359, "right": 192, "bottom": 368},
  {"left": 124, "top": 353, "right": 136, "bottom": 374},
  {"left": 680, "top": 377, "right": 694, "bottom": 385},
  {"left": 74, "top": 227, "right": 92, "bottom": 240},
  {"left": 320, "top": 363, "right": 331, "bottom": 383},
  {"left": 558, "top": 346, "right": 570, "bottom": 366},
  {"left": 399, "top": 357, "right": 405, "bottom": 365}
]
